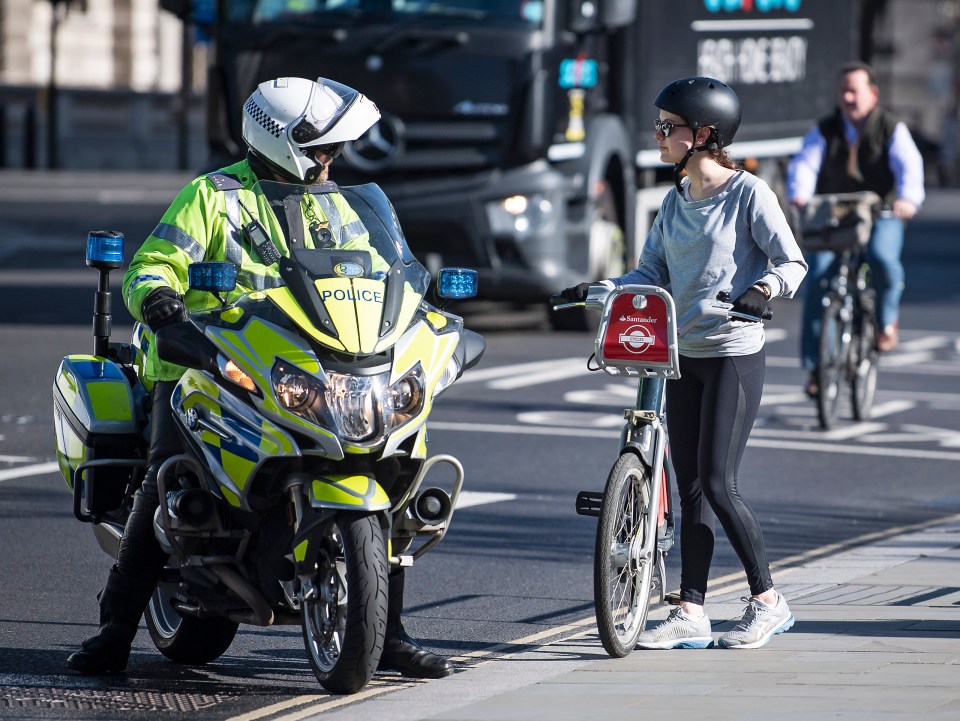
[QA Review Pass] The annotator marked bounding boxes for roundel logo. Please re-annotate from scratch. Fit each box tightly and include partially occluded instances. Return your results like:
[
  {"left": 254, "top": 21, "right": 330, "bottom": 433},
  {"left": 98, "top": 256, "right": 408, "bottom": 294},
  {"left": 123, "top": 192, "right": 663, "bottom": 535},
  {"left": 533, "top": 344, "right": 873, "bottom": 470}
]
[
  {"left": 334, "top": 262, "right": 364, "bottom": 277},
  {"left": 618, "top": 324, "right": 656, "bottom": 354},
  {"left": 342, "top": 113, "right": 405, "bottom": 173}
]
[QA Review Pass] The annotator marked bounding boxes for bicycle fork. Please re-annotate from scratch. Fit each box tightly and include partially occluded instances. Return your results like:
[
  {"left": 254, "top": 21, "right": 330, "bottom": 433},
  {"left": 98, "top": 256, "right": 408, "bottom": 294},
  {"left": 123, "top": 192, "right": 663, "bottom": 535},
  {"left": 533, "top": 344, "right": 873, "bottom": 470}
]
[{"left": 576, "top": 377, "right": 673, "bottom": 600}]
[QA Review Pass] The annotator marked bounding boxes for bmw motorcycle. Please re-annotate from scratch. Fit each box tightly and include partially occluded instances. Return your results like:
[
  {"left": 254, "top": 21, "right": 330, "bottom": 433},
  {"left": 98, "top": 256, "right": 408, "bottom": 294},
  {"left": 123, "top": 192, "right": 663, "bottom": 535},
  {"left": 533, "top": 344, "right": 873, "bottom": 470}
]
[{"left": 52, "top": 180, "right": 484, "bottom": 693}]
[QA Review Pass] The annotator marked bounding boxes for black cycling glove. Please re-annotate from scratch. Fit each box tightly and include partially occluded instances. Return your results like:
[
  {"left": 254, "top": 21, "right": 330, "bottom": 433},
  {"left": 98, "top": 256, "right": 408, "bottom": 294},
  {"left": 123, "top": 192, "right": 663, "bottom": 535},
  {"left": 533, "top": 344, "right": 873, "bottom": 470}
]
[
  {"left": 559, "top": 282, "right": 591, "bottom": 303},
  {"left": 141, "top": 287, "right": 186, "bottom": 330},
  {"left": 731, "top": 286, "right": 768, "bottom": 319}
]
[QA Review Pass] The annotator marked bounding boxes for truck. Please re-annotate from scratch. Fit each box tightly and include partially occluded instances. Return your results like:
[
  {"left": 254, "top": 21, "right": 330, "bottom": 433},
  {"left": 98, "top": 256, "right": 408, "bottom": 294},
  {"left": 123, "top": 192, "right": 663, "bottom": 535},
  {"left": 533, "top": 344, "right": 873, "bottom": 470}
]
[{"left": 167, "top": 0, "right": 857, "bottom": 328}]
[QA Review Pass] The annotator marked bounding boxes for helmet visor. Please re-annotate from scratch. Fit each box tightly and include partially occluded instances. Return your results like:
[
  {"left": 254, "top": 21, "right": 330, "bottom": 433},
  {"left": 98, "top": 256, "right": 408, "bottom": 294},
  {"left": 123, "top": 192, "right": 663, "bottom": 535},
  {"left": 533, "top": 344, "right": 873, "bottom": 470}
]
[{"left": 288, "top": 78, "right": 358, "bottom": 148}]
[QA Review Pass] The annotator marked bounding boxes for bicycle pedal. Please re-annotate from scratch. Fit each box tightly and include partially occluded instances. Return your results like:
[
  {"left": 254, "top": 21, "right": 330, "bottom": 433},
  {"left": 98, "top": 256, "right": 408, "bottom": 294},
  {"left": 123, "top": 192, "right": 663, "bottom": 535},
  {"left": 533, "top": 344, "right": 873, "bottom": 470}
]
[
  {"left": 665, "top": 592, "right": 682, "bottom": 606},
  {"left": 575, "top": 491, "right": 603, "bottom": 517}
]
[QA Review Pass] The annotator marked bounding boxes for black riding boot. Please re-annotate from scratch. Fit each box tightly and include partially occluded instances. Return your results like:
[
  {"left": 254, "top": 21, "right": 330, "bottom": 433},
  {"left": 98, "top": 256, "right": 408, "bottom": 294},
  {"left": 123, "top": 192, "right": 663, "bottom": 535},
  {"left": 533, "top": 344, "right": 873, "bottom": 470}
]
[
  {"left": 67, "top": 566, "right": 157, "bottom": 674},
  {"left": 68, "top": 389, "right": 177, "bottom": 676},
  {"left": 377, "top": 569, "right": 453, "bottom": 679}
]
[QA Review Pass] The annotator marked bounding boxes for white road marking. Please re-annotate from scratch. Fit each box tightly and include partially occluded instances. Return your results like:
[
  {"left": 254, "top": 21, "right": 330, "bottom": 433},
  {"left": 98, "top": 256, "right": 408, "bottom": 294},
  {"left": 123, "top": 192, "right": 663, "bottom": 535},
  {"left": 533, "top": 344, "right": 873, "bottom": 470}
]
[
  {"left": 0, "top": 461, "right": 58, "bottom": 483},
  {"left": 860, "top": 423, "right": 960, "bottom": 448},
  {"left": 0, "top": 463, "right": 518, "bottom": 511},
  {"left": 429, "top": 420, "right": 960, "bottom": 461},
  {"left": 459, "top": 358, "right": 584, "bottom": 384},
  {"left": 456, "top": 491, "right": 516, "bottom": 509}
]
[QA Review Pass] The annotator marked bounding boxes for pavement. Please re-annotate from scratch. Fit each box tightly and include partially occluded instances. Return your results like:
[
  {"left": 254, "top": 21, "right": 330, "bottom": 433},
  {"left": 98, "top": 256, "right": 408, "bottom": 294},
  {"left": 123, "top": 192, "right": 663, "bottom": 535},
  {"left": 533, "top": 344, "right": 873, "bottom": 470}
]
[{"left": 294, "top": 516, "right": 960, "bottom": 721}]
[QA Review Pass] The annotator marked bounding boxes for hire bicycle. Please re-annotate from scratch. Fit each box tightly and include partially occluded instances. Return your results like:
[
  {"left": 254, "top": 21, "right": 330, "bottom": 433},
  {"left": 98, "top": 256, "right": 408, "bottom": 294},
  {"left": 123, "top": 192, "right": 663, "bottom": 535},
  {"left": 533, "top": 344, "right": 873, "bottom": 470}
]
[
  {"left": 551, "top": 285, "right": 768, "bottom": 657},
  {"left": 798, "top": 191, "right": 882, "bottom": 430}
]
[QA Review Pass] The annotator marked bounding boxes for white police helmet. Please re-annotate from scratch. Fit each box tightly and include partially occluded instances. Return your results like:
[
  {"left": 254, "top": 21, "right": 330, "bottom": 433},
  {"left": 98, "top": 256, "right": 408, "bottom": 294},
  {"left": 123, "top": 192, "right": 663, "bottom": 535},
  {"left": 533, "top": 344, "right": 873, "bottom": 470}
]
[{"left": 241, "top": 77, "right": 380, "bottom": 183}]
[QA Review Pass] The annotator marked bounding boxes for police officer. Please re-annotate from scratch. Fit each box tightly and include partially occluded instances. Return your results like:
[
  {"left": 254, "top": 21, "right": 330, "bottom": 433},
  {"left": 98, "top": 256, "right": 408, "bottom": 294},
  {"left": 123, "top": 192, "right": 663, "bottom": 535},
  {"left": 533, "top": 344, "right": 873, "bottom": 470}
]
[{"left": 67, "top": 77, "right": 453, "bottom": 680}]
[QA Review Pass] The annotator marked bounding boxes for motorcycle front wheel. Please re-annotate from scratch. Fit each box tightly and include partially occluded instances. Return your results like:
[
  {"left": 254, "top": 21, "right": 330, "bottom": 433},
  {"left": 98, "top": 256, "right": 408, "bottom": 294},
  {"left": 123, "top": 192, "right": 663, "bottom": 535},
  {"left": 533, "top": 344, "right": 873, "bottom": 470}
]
[
  {"left": 146, "top": 583, "right": 239, "bottom": 664},
  {"left": 594, "top": 452, "right": 657, "bottom": 658},
  {"left": 301, "top": 513, "right": 388, "bottom": 694}
]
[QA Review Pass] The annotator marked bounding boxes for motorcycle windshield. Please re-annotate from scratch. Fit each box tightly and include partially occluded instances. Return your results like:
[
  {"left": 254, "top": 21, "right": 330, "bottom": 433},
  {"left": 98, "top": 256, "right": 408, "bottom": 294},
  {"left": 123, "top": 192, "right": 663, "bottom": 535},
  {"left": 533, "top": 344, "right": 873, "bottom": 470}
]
[{"left": 191, "top": 180, "right": 431, "bottom": 353}]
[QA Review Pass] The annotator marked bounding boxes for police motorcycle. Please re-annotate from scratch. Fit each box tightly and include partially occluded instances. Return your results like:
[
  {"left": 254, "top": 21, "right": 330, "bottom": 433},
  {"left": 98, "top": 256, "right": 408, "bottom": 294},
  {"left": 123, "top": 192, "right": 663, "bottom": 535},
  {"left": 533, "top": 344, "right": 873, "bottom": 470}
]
[{"left": 53, "top": 179, "right": 485, "bottom": 694}]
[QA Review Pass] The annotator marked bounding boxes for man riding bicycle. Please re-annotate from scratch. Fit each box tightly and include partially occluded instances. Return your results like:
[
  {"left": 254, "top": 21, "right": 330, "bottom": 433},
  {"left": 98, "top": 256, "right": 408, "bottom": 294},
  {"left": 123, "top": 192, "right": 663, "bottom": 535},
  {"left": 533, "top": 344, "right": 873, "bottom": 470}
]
[{"left": 787, "top": 61, "right": 925, "bottom": 398}]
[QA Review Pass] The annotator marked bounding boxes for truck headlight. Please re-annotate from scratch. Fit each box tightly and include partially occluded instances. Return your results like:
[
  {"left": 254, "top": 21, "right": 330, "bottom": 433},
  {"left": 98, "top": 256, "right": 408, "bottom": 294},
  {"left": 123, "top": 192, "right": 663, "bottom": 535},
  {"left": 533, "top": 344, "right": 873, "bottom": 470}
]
[{"left": 486, "top": 193, "right": 556, "bottom": 239}]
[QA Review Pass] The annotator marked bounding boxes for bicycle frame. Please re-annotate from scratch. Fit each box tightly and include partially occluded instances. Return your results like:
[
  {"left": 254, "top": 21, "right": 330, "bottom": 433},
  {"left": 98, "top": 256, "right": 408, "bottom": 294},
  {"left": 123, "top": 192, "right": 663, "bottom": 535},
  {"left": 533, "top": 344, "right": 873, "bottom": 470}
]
[{"left": 802, "top": 192, "right": 882, "bottom": 429}]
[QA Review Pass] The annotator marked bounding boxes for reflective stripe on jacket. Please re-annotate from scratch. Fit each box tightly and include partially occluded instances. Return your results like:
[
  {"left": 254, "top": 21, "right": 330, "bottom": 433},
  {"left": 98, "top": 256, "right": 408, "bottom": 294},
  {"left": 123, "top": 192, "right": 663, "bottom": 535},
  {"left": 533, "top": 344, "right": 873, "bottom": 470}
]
[{"left": 122, "top": 158, "right": 382, "bottom": 380}]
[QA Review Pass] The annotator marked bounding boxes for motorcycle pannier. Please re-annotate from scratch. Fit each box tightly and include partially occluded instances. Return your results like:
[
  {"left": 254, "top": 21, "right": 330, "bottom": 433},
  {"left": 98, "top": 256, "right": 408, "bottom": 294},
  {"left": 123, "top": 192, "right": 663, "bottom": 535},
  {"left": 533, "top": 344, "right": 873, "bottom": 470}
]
[
  {"left": 798, "top": 192, "right": 881, "bottom": 252},
  {"left": 53, "top": 355, "right": 143, "bottom": 514}
]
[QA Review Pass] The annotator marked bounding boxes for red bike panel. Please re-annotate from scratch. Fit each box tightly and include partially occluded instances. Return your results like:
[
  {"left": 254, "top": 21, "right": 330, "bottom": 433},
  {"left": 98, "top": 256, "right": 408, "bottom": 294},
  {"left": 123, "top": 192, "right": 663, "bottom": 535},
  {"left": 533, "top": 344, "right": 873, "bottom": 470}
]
[{"left": 601, "top": 293, "right": 670, "bottom": 364}]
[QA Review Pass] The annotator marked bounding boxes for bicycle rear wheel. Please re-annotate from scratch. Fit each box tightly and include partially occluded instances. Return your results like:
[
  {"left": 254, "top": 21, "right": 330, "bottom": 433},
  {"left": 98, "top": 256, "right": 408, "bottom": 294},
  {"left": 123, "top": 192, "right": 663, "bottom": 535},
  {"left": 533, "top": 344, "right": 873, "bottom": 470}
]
[
  {"left": 817, "top": 297, "right": 847, "bottom": 429},
  {"left": 593, "top": 452, "right": 657, "bottom": 658},
  {"left": 851, "top": 296, "right": 880, "bottom": 421}
]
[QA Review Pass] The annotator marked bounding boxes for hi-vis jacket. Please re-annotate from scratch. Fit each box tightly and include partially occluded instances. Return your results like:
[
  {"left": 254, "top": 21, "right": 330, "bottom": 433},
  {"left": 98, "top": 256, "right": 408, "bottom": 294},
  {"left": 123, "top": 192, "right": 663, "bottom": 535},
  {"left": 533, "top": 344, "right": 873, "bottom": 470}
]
[{"left": 123, "top": 159, "right": 387, "bottom": 380}]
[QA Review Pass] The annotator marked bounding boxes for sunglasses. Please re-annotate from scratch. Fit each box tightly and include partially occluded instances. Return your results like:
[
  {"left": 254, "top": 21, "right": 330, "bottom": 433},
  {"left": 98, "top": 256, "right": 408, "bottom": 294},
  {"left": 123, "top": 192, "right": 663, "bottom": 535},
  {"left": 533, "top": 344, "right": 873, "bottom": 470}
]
[
  {"left": 654, "top": 119, "right": 691, "bottom": 137},
  {"left": 311, "top": 142, "right": 344, "bottom": 160}
]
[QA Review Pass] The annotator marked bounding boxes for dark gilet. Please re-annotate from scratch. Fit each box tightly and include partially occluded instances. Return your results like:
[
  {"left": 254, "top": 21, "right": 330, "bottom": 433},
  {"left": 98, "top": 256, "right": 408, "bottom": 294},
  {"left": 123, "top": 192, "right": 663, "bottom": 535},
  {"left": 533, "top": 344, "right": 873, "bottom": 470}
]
[{"left": 815, "top": 107, "right": 899, "bottom": 204}]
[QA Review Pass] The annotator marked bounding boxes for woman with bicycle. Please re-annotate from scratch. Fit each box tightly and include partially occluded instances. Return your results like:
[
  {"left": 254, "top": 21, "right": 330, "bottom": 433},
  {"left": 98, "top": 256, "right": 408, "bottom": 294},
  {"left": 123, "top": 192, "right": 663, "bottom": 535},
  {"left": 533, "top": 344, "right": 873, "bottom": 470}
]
[{"left": 561, "top": 77, "right": 807, "bottom": 649}]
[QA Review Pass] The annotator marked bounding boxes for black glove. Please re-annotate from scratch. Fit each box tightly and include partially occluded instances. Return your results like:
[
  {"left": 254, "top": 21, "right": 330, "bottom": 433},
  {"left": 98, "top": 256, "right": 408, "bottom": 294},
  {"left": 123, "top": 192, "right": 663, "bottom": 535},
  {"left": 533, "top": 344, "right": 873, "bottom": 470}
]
[
  {"left": 731, "top": 286, "right": 768, "bottom": 319},
  {"left": 559, "top": 282, "right": 591, "bottom": 303},
  {"left": 141, "top": 287, "right": 186, "bottom": 330}
]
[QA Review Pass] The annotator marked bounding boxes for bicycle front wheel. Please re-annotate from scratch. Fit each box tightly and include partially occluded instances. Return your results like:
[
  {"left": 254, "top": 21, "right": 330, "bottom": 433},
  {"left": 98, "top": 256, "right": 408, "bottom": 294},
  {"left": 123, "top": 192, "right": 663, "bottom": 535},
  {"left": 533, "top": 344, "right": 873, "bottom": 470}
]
[
  {"left": 851, "top": 296, "right": 880, "bottom": 421},
  {"left": 817, "top": 297, "right": 847, "bottom": 429},
  {"left": 593, "top": 452, "right": 657, "bottom": 658}
]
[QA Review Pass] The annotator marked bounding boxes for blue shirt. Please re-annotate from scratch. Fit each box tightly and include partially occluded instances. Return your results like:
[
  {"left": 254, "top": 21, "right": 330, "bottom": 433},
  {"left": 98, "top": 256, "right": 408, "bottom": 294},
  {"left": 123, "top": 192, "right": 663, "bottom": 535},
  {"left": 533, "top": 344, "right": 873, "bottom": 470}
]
[{"left": 787, "top": 113, "right": 925, "bottom": 207}]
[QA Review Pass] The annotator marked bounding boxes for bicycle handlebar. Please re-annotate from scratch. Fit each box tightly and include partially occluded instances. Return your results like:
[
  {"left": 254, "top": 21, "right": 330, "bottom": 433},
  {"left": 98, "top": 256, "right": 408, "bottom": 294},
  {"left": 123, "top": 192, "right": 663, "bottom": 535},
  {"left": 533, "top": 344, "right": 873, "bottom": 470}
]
[{"left": 551, "top": 286, "right": 773, "bottom": 329}]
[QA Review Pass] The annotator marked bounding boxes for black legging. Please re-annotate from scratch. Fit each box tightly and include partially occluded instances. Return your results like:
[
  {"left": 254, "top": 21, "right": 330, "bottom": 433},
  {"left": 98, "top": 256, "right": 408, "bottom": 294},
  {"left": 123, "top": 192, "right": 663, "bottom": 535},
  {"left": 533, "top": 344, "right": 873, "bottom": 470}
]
[{"left": 665, "top": 349, "right": 773, "bottom": 607}]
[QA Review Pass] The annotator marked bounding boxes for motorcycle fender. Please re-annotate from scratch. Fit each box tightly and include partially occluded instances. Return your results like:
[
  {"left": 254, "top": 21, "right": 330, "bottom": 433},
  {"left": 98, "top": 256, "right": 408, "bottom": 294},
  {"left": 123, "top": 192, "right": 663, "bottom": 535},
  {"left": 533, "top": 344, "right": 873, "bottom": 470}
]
[{"left": 308, "top": 474, "right": 391, "bottom": 511}]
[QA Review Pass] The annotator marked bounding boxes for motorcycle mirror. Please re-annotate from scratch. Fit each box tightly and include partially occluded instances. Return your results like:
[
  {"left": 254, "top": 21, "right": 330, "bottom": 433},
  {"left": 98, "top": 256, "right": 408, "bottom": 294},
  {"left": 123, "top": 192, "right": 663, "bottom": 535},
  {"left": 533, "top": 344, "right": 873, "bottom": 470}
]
[
  {"left": 437, "top": 267, "right": 478, "bottom": 300},
  {"left": 189, "top": 262, "right": 238, "bottom": 294}
]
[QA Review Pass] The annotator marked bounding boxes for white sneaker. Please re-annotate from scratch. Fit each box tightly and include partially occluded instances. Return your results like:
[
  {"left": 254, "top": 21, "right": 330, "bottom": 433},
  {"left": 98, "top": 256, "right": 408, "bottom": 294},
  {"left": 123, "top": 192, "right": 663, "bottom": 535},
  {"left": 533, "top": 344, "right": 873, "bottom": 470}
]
[
  {"left": 718, "top": 594, "right": 795, "bottom": 649},
  {"left": 636, "top": 607, "right": 714, "bottom": 650}
]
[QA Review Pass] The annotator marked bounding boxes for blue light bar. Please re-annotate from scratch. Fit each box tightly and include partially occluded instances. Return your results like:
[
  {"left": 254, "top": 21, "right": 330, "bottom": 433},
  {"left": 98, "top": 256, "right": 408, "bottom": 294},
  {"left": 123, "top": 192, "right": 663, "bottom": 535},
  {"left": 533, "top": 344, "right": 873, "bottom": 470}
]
[
  {"left": 85, "top": 230, "right": 124, "bottom": 269},
  {"left": 188, "top": 262, "right": 238, "bottom": 293},
  {"left": 437, "top": 268, "right": 479, "bottom": 300}
]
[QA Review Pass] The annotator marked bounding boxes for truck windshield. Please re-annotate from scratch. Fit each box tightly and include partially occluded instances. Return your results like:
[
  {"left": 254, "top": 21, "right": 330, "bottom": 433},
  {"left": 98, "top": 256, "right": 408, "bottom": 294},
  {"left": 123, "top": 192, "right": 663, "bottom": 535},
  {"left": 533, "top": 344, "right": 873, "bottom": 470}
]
[{"left": 243, "top": 0, "right": 543, "bottom": 27}]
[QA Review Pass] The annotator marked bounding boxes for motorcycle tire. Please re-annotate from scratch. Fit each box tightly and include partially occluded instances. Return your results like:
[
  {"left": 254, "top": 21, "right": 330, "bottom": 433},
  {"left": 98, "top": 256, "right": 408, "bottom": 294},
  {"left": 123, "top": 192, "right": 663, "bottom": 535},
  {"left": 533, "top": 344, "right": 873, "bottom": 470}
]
[
  {"left": 301, "top": 513, "right": 388, "bottom": 695},
  {"left": 146, "top": 583, "right": 239, "bottom": 664},
  {"left": 593, "top": 452, "right": 657, "bottom": 658}
]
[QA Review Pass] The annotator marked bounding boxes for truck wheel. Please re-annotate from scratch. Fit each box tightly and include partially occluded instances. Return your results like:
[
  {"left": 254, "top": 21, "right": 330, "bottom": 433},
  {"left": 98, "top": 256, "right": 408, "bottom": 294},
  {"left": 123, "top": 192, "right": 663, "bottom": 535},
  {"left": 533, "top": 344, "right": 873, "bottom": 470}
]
[{"left": 550, "top": 186, "right": 625, "bottom": 331}]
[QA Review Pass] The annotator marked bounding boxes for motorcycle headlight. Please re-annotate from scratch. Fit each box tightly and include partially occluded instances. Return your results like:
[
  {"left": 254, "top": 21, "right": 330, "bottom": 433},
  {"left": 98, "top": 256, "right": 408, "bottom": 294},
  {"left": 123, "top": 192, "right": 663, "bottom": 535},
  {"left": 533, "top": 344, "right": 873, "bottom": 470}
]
[
  {"left": 382, "top": 365, "right": 424, "bottom": 431},
  {"left": 272, "top": 360, "right": 327, "bottom": 425},
  {"left": 270, "top": 361, "right": 426, "bottom": 443},
  {"left": 325, "top": 371, "right": 378, "bottom": 441}
]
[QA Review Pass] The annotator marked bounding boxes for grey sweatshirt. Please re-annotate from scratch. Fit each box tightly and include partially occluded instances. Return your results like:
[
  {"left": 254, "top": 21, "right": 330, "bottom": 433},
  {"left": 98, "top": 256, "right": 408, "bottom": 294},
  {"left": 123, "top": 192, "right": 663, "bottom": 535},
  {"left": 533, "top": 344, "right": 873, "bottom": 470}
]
[{"left": 613, "top": 170, "right": 807, "bottom": 357}]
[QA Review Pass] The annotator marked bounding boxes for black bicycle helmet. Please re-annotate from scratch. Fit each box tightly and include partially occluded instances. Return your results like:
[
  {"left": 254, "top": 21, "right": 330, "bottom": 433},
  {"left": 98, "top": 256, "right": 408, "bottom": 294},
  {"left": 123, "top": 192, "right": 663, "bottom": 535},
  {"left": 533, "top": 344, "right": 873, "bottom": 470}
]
[{"left": 655, "top": 76, "right": 741, "bottom": 149}]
